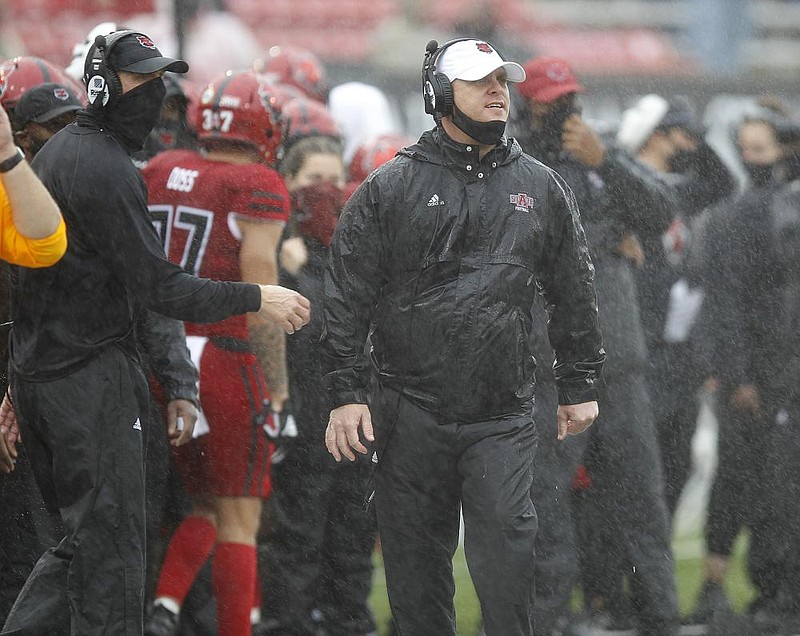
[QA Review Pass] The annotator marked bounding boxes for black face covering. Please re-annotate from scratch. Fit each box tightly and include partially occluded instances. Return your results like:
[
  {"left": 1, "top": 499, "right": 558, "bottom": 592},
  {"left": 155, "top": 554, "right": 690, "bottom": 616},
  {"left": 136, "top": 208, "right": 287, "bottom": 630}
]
[
  {"left": 102, "top": 78, "right": 167, "bottom": 153},
  {"left": 451, "top": 103, "right": 506, "bottom": 146},
  {"left": 784, "top": 149, "right": 800, "bottom": 182},
  {"left": 537, "top": 100, "right": 580, "bottom": 157},
  {"left": 743, "top": 161, "right": 776, "bottom": 188},
  {"left": 669, "top": 148, "right": 697, "bottom": 174}
]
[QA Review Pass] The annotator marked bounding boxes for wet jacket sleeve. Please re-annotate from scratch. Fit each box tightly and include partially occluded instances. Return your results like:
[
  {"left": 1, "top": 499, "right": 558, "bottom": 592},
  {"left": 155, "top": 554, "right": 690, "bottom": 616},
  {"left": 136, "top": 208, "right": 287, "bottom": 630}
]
[
  {"left": 321, "top": 179, "right": 390, "bottom": 408},
  {"left": 137, "top": 310, "right": 198, "bottom": 404},
  {"left": 536, "top": 171, "right": 606, "bottom": 405},
  {"left": 597, "top": 147, "right": 677, "bottom": 241},
  {"left": 672, "top": 141, "right": 736, "bottom": 217},
  {"left": 71, "top": 161, "right": 260, "bottom": 323}
]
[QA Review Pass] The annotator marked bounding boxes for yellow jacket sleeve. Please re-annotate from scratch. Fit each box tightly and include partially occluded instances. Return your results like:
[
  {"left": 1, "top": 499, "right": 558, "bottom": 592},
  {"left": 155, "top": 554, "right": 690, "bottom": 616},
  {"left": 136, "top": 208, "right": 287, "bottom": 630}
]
[{"left": 0, "top": 183, "right": 67, "bottom": 268}]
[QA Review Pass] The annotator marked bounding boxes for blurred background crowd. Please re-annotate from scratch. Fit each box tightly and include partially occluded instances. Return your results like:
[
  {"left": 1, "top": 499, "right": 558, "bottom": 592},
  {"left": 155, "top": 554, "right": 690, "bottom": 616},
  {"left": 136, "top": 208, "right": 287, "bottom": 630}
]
[
  {"left": 3, "top": 0, "right": 800, "bottom": 133},
  {"left": 3, "top": 1, "right": 800, "bottom": 636}
]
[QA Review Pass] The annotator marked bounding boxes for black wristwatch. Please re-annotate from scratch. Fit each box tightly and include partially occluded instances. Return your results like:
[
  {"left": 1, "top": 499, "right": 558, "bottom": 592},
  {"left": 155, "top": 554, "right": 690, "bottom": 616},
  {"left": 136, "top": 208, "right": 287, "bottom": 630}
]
[{"left": 0, "top": 148, "right": 24, "bottom": 174}]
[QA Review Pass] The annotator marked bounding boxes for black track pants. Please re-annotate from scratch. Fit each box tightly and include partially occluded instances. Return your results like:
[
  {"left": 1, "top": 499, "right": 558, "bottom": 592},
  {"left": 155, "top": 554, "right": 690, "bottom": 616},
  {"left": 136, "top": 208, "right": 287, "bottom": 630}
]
[
  {"left": 2, "top": 347, "right": 149, "bottom": 636},
  {"left": 371, "top": 387, "right": 538, "bottom": 636}
]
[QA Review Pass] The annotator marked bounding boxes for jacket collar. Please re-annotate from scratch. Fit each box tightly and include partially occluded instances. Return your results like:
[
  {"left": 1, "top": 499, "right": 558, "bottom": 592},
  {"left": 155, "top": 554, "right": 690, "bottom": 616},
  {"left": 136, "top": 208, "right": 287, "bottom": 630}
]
[{"left": 401, "top": 127, "right": 521, "bottom": 178}]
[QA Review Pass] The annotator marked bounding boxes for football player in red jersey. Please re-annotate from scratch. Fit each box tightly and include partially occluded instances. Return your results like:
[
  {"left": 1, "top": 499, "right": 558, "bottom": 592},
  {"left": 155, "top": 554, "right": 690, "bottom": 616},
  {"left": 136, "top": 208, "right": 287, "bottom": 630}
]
[{"left": 141, "top": 70, "right": 290, "bottom": 636}]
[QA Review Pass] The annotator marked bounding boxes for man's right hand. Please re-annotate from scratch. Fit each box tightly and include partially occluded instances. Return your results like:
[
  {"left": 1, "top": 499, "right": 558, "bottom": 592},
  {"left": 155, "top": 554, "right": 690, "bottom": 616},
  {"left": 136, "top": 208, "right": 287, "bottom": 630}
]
[
  {"left": 257, "top": 285, "right": 311, "bottom": 334},
  {"left": 562, "top": 114, "right": 606, "bottom": 168},
  {"left": 325, "top": 403, "right": 374, "bottom": 462},
  {"left": 0, "top": 391, "right": 20, "bottom": 473}
]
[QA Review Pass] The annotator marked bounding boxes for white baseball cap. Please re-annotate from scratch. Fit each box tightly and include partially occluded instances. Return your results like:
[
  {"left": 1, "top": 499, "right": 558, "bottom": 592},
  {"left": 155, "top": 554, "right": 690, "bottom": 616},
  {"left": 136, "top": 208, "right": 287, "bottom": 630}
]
[
  {"left": 616, "top": 94, "right": 670, "bottom": 152},
  {"left": 437, "top": 39, "right": 526, "bottom": 83}
]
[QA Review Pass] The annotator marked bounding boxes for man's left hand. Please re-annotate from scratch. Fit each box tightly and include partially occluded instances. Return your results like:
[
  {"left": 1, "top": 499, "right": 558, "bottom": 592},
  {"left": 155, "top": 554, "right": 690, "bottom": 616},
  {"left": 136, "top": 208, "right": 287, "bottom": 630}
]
[
  {"left": 166, "top": 399, "right": 197, "bottom": 447},
  {"left": 556, "top": 400, "right": 599, "bottom": 440}
]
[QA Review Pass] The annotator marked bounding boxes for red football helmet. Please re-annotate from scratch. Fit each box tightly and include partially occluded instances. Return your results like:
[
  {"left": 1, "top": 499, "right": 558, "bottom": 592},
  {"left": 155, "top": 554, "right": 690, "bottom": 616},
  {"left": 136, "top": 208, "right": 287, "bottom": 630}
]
[
  {"left": 267, "top": 81, "right": 306, "bottom": 109},
  {"left": 253, "top": 46, "right": 328, "bottom": 103},
  {"left": 348, "top": 133, "right": 411, "bottom": 184},
  {"left": 282, "top": 96, "right": 341, "bottom": 148},
  {"left": 0, "top": 56, "right": 87, "bottom": 114},
  {"left": 196, "top": 70, "right": 284, "bottom": 164}
]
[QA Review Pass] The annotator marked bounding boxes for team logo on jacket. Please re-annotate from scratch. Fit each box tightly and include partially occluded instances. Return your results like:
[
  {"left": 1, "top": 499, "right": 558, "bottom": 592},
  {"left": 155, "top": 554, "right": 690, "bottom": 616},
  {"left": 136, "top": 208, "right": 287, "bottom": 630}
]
[{"left": 510, "top": 192, "right": 534, "bottom": 212}]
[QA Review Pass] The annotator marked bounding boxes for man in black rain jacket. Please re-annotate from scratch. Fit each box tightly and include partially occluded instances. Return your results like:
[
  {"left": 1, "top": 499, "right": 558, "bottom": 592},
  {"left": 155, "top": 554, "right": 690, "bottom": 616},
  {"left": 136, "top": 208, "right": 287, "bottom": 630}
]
[
  {"left": 321, "top": 38, "right": 604, "bottom": 636},
  {"left": 0, "top": 30, "right": 309, "bottom": 636}
]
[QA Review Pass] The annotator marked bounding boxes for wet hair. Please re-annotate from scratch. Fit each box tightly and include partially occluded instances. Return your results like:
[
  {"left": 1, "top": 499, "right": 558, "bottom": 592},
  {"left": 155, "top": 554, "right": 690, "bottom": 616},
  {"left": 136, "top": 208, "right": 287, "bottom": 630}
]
[
  {"left": 738, "top": 95, "right": 791, "bottom": 133},
  {"left": 756, "top": 94, "right": 790, "bottom": 118},
  {"left": 279, "top": 135, "right": 343, "bottom": 179}
]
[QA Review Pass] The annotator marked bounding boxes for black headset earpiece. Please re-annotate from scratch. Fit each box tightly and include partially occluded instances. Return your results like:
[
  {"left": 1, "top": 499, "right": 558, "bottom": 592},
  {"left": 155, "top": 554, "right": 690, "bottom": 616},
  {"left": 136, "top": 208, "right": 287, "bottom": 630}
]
[
  {"left": 421, "top": 38, "right": 473, "bottom": 119},
  {"left": 85, "top": 29, "right": 135, "bottom": 109}
]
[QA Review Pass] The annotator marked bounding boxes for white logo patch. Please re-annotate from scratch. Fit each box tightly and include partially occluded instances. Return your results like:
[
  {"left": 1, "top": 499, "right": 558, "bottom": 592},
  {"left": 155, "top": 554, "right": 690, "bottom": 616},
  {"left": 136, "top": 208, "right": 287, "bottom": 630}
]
[
  {"left": 132, "top": 418, "right": 142, "bottom": 431},
  {"left": 427, "top": 194, "right": 445, "bottom": 207},
  {"left": 87, "top": 75, "right": 109, "bottom": 106}
]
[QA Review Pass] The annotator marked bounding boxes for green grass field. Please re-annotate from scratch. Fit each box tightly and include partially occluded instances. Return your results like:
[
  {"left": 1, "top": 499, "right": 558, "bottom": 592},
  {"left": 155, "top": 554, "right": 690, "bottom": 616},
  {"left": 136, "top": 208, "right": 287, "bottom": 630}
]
[{"left": 367, "top": 531, "right": 756, "bottom": 635}]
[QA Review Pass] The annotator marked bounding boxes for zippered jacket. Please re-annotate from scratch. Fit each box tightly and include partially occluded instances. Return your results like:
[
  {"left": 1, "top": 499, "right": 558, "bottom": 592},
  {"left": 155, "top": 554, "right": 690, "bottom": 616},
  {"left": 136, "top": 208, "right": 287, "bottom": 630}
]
[{"left": 322, "top": 127, "right": 605, "bottom": 423}]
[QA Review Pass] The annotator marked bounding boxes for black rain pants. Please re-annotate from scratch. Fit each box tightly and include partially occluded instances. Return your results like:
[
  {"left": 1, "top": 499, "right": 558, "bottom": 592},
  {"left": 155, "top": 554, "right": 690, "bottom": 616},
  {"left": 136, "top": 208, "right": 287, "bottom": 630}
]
[
  {"left": 371, "top": 385, "right": 538, "bottom": 636},
  {"left": 1, "top": 346, "right": 150, "bottom": 636}
]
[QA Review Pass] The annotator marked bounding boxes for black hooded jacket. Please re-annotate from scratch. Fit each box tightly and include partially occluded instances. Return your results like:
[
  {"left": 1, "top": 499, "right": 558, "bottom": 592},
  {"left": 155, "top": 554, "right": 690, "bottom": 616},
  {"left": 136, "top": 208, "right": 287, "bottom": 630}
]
[{"left": 321, "top": 128, "right": 605, "bottom": 423}]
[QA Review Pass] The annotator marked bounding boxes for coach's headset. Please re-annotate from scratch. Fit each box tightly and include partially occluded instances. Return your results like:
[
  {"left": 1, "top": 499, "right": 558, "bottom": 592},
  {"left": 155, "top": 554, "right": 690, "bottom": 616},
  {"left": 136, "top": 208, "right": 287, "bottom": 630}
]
[
  {"left": 421, "top": 38, "right": 475, "bottom": 120},
  {"left": 84, "top": 29, "right": 138, "bottom": 110}
]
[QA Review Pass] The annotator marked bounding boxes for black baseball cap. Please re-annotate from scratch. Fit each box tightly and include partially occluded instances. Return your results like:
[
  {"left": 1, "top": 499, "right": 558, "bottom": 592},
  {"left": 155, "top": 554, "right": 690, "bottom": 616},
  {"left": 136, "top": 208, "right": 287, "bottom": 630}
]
[
  {"left": 12, "top": 82, "right": 82, "bottom": 128},
  {"left": 107, "top": 32, "right": 189, "bottom": 75}
]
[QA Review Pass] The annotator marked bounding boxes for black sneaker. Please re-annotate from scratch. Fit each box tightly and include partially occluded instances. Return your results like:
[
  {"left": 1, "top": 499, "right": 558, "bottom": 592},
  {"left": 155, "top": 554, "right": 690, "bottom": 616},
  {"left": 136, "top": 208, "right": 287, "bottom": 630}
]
[
  {"left": 144, "top": 604, "right": 179, "bottom": 636},
  {"left": 685, "top": 581, "right": 732, "bottom": 626}
]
